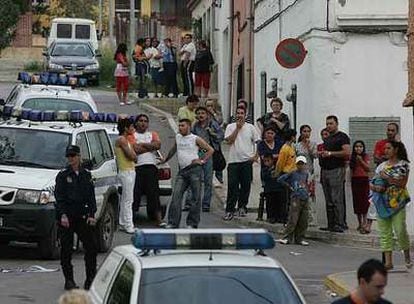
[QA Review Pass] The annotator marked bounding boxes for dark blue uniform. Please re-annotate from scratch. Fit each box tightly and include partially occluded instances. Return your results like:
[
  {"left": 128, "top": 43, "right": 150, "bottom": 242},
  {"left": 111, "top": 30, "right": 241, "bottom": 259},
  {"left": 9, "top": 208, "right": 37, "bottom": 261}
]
[{"left": 55, "top": 165, "right": 97, "bottom": 290}]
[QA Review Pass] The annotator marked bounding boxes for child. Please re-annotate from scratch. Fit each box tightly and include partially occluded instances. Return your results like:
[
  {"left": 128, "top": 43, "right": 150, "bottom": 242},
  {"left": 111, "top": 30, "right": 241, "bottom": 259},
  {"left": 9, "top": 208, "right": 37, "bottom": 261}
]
[
  {"left": 349, "top": 140, "right": 370, "bottom": 233},
  {"left": 277, "top": 156, "right": 310, "bottom": 246},
  {"left": 261, "top": 153, "right": 285, "bottom": 223}
]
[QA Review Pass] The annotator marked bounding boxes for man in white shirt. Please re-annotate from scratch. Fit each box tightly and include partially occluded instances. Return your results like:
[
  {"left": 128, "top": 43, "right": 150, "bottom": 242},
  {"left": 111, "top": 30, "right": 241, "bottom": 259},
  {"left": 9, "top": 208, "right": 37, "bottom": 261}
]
[
  {"left": 223, "top": 106, "right": 260, "bottom": 221},
  {"left": 144, "top": 38, "right": 164, "bottom": 96},
  {"left": 179, "top": 34, "right": 196, "bottom": 96},
  {"left": 132, "top": 114, "right": 165, "bottom": 227},
  {"left": 162, "top": 118, "right": 214, "bottom": 228}
]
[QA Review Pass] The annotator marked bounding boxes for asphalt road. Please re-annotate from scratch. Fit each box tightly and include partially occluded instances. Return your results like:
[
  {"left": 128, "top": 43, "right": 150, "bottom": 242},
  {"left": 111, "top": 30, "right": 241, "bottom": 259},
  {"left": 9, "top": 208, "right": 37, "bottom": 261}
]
[{"left": 0, "top": 83, "right": 385, "bottom": 304}]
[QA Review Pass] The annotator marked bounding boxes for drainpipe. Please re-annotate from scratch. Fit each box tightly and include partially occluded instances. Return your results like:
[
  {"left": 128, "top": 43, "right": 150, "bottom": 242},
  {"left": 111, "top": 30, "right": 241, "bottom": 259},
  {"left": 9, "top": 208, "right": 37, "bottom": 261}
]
[
  {"left": 227, "top": 0, "right": 234, "bottom": 122},
  {"left": 404, "top": 0, "right": 414, "bottom": 107},
  {"left": 248, "top": 0, "right": 254, "bottom": 118}
]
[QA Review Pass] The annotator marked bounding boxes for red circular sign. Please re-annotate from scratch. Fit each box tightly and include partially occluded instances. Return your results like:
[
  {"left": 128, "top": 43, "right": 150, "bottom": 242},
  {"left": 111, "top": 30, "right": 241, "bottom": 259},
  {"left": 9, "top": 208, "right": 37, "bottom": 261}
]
[{"left": 275, "top": 38, "right": 307, "bottom": 69}]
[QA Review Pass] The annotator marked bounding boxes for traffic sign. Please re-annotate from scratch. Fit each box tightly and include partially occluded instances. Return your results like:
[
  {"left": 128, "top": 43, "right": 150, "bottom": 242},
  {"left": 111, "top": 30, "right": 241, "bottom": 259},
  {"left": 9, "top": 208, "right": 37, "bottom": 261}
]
[{"left": 275, "top": 38, "right": 307, "bottom": 69}]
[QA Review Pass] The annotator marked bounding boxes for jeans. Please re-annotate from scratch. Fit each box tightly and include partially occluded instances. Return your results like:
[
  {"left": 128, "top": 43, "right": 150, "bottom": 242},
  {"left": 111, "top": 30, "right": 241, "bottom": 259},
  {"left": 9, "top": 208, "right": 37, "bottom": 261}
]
[
  {"left": 225, "top": 161, "right": 253, "bottom": 213},
  {"left": 283, "top": 197, "right": 309, "bottom": 243},
  {"left": 168, "top": 165, "right": 202, "bottom": 228},
  {"left": 321, "top": 167, "right": 346, "bottom": 229},
  {"left": 118, "top": 170, "right": 135, "bottom": 229},
  {"left": 133, "top": 165, "right": 161, "bottom": 219},
  {"left": 185, "top": 159, "right": 213, "bottom": 209}
]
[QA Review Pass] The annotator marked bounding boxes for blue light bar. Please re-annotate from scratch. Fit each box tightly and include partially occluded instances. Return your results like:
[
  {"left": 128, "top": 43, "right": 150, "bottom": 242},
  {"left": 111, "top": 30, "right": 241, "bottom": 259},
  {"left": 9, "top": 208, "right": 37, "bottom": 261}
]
[
  {"left": 131, "top": 229, "right": 275, "bottom": 250},
  {"left": 29, "top": 110, "right": 42, "bottom": 121},
  {"left": 43, "top": 110, "right": 55, "bottom": 121},
  {"left": 106, "top": 113, "right": 117, "bottom": 123},
  {"left": 3, "top": 105, "right": 14, "bottom": 117},
  {"left": 90, "top": 112, "right": 105, "bottom": 122},
  {"left": 70, "top": 110, "right": 82, "bottom": 122},
  {"left": 40, "top": 72, "right": 49, "bottom": 84},
  {"left": 21, "top": 108, "right": 31, "bottom": 120}
]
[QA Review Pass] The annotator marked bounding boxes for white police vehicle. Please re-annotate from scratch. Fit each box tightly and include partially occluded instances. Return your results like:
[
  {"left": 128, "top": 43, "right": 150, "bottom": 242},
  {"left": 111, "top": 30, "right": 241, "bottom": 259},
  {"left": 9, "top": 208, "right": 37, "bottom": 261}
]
[
  {"left": 0, "top": 110, "right": 118, "bottom": 259},
  {"left": 89, "top": 229, "right": 306, "bottom": 304},
  {"left": 0, "top": 83, "right": 97, "bottom": 113}
]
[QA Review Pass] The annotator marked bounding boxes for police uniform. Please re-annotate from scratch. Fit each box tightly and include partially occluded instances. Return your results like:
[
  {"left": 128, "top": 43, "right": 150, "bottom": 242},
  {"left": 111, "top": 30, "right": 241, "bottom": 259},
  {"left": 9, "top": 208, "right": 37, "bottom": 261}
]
[{"left": 55, "top": 145, "right": 97, "bottom": 290}]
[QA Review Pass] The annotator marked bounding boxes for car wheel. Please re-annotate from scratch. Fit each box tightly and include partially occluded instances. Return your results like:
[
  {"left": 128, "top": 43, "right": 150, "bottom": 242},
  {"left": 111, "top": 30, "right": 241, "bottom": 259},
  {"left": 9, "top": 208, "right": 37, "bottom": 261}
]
[
  {"left": 97, "top": 203, "right": 115, "bottom": 253},
  {"left": 38, "top": 223, "right": 60, "bottom": 260}
]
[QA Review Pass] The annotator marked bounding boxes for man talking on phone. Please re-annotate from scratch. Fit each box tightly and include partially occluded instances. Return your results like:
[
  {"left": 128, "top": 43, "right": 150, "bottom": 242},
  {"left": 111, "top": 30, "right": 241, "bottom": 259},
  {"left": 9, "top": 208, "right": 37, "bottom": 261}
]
[{"left": 55, "top": 145, "right": 98, "bottom": 291}]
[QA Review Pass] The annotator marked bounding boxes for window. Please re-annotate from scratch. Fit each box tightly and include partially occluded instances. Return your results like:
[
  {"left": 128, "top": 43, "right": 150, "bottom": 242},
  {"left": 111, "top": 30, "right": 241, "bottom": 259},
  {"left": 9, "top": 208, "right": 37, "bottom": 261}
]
[
  {"left": 75, "top": 24, "right": 91, "bottom": 39},
  {"left": 107, "top": 260, "right": 134, "bottom": 304},
  {"left": 22, "top": 98, "right": 94, "bottom": 113},
  {"left": 138, "top": 267, "right": 302, "bottom": 304},
  {"left": 51, "top": 43, "right": 94, "bottom": 57},
  {"left": 98, "top": 130, "right": 114, "bottom": 160},
  {"left": 87, "top": 130, "right": 106, "bottom": 168},
  {"left": 56, "top": 24, "right": 72, "bottom": 39},
  {"left": 92, "top": 252, "right": 124, "bottom": 302},
  {"left": 75, "top": 132, "right": 90, "bottom": 164}
]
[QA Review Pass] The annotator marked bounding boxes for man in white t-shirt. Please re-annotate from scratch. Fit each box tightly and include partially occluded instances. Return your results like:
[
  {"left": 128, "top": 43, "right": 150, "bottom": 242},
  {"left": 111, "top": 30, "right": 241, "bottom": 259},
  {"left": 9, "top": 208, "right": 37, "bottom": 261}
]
[
  {"left": 179, "top": 34, "right": 196, "bottom": 96},
  {"left": 161, "top": 118, "right": 214, "bottom": 228},
  {"left": 223, "top": 106, "right": 260, "bottom": 221},
  {"left": 144, "top": 38, "right": 164, "bottom": 96},
  {"left": 132, "top": 114, "right": 165, "bottom": 227}
]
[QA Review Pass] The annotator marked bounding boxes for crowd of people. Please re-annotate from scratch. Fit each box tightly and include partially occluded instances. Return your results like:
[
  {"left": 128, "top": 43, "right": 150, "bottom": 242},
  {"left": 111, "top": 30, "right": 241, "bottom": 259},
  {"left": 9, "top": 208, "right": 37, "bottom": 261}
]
[{"left": 113, "top": 34, "right": 215, "bottom": 105}]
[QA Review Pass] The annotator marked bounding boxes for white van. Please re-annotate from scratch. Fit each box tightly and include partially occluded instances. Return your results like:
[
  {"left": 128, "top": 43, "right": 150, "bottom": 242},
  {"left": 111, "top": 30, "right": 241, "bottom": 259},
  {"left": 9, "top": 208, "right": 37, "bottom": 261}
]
[{"left": 48, "top": 18, "right": 99, "bottom": 51}]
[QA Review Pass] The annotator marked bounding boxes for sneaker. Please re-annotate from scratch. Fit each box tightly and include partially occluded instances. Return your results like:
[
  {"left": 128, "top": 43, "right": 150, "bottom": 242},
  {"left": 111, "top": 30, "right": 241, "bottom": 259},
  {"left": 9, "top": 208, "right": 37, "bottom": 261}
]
[
  {"left": 125, "top": 227, "right": 135, "bottom": 234},
  {"left": 186, "top": 225, "right": 198, "bottom": 229},
  {"left": 297, "top": 240, "right": 309, "bottom": 246},
  {"left": 278, "top": 239, "right": 289, "bottom": 245},
  {"left": 126, "top": 101, "right": 132, "bottom": 105},
  {"left": 64, "top": 280, "right": 79, "bottom": 290},
  {"left": 238, "top": 208, "right": 247, "bottom": 217},
  {"left": 158, "top": 221, "right": 167, "bottom": 228},
  {"left": 164, "top": 224, "right": 176, "bottom": 229},
  {"left": 119, "top": 102, "right": 125, "bottom": 106},
  {"left": 222, "top": 212, "right": 233, "bottom": 221}
]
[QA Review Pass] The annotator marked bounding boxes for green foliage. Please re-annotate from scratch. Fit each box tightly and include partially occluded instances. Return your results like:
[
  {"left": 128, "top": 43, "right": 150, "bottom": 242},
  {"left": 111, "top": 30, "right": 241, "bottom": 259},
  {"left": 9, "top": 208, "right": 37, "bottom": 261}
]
[
  {"left": 49, "top": 0, "right": 101, "bottom": 21},
  {"left": 0, "top": 0, "right": 20, "bottom": 52},
  {"left": 99, "top": 47, "right": 116, "bottom": 85},
  {"left": 23, "top": 61, "right": 43, "bottom": 72}
]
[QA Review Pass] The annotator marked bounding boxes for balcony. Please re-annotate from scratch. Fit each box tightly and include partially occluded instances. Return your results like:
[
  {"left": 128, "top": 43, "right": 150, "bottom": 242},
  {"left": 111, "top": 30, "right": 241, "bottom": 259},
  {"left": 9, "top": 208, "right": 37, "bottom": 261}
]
[{"left": 335, "top": 0, "right": 408, "bottom": 30}]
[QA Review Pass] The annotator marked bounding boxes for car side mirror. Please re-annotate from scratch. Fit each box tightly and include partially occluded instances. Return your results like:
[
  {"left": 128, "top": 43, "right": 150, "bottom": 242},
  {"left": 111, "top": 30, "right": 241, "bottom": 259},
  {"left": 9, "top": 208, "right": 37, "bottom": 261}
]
[
  {"left": 82, "top": 159, "right": 94, "bottom": 170},
  {"left": 0, "top": 99, "right": 5, "bottom": 106}
]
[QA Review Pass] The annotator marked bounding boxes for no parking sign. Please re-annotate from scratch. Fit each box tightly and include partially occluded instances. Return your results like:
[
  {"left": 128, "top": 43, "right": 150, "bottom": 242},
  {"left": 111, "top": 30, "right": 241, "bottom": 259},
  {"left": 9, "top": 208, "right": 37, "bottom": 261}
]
[{"left": 275, "top": 38, "right": 307, "bottom": 69}]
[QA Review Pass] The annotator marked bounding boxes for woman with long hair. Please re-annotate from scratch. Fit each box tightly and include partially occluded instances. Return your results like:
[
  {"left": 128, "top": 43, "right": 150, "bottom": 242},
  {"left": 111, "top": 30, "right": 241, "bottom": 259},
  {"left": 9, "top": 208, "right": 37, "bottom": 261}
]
[
  {"left": 349, "top": 140, "right": 370, "bottom": 233},
  {"left": 114, "top": 43, "right": 130, "bottom": 105},
  {"left": 370, "top": 141, "right": 412, "bottom": 269}
]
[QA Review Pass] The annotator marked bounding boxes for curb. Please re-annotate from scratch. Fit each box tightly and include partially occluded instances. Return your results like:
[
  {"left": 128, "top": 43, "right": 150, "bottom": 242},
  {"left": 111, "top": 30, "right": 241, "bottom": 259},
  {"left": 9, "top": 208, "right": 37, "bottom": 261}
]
[{"left": 324, "top": 272, "right": 353, "bottom": 297}]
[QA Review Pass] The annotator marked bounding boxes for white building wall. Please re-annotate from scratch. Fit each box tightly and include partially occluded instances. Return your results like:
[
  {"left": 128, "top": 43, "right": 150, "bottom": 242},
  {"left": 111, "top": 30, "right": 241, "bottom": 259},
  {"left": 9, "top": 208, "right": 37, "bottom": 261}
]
[{"left": 254, "top": 0, "right": 414, "bottom": 233}]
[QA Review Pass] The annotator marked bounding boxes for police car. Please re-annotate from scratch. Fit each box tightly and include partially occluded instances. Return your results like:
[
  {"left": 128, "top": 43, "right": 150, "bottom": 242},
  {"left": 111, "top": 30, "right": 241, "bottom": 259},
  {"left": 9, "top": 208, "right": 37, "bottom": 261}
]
[
  {"left": 0, "top": 111, "right": 118, "bottom": 259},
  {"left": 89, "top": 229, "right": 306, "bottom": 304},
  {"left": 0, "top": 83, "right": 97, "bottom": 113}
]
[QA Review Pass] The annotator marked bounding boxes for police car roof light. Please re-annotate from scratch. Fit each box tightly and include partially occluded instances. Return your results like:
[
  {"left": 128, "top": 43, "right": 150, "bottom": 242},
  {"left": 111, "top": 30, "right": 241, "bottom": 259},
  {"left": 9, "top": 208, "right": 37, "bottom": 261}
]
[
  {"left": 29, "top": 110, "right": 43, "bottom": 121},
  {"left": 90, "top": 112, "right": 105, "bottom": 122},
  {"left": 131, "top": 229, "right": 275, "bottom": 251},
  {"left": 43, "top": 110, "right": 55, "bottom": 121},
  {"left": 21, "top": 108, "right": 31, "bottom": 120},
  {"left": 105, "top": 113, "right": 117, "bottom": 123},
  {"left": 3, "top": 105, "right": 14, "bottom": 117}
]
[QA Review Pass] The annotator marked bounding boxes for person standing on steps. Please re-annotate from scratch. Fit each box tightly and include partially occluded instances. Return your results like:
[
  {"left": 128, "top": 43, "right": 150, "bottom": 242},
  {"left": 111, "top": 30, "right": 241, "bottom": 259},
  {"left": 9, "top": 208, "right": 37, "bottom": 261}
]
[
  {"left": 179, "top": 34, "right": 196, "bottom": 96},
  {"left": 55, "top": 145, "right": 97, "bottom": 291}
]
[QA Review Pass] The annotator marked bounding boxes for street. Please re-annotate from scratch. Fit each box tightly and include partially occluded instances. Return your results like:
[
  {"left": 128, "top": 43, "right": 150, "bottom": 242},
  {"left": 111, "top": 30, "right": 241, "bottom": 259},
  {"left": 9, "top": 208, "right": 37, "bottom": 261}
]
[{"left": 0, "top": 83, "right": 389, "bottom": 304}]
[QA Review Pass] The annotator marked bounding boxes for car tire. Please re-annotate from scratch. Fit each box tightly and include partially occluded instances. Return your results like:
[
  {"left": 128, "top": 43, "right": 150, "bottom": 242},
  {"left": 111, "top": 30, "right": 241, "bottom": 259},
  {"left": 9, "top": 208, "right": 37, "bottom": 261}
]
[
  {"left": 38, "top": 223, "right": 60, "bottom": 260},
  {"left": 97, "top": 203, "right": 115, "bottom": 253}
]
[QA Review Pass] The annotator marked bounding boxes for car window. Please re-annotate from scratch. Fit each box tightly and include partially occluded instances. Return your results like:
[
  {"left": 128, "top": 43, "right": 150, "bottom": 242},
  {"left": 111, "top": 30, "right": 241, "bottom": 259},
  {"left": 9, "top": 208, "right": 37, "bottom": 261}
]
[
  {"left": 107, "top": 260, "right": 134, "bottom": 304},
  {"left": 138, "top": 267, "right": 303, "bottom": 304},
  {"left": 22, "top": 98, "right": 94, "bottom": 112},
  {"left": 87, "top": 130, "right": 106, "bottom": 168},
  {"left": 98, "top": 130, "right": 114, "bottom": 160},
  {"left": 56, "top": 24, "right": 72, "bottom": 38},
  {"left": 75, "top": 24, "right": 91, "bottom": 39},
  {"left": 92, "top": 251, "right": 124, "bottom": 302},
  {"left": 6, "top": 88, "right": 20, "bottom": 105},
  {"left": 52, "top": 43, "right": 93, "bottom": 57},
  {"left": 75, "top": 132, "right": 91, "bottom": 164},
  {"left": 0, "top": 128, "right": 70, "bottom": 169}
]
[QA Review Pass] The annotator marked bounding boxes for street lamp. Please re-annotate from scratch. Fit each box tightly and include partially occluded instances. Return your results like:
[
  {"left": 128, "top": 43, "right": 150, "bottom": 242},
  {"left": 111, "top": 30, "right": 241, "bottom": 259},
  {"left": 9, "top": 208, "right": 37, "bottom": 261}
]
[{"left": 286, "top": 84, "right": 297, "bottom": 131}]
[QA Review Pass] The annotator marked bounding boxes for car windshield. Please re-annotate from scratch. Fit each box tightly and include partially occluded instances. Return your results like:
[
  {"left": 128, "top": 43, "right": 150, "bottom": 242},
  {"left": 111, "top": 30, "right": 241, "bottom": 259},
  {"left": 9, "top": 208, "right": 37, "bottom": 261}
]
[
  {"left": 0, "top": 128, "right": 70, "bottom": 169},
  {"left": 22, "top": 98, "right": 94, "bottom": 112},
  {"left": 138, "top": 267, "right": 302, "bottom": 304},
  {"left": 51, "top": 43, "right": 93, "bottom": 57}
]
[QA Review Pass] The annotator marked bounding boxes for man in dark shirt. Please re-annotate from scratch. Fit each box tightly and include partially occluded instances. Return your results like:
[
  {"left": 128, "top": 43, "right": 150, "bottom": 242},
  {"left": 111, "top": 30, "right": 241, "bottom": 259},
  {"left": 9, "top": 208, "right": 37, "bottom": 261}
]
[
  {"left": 319, "top": 115, "right": 350, "bottom": 232},
  {"left": 332, "top": 259, "right": 392, "bottom": 304},
  {"left": 55, "top": 145, "right": 97, "bottom": 290}
]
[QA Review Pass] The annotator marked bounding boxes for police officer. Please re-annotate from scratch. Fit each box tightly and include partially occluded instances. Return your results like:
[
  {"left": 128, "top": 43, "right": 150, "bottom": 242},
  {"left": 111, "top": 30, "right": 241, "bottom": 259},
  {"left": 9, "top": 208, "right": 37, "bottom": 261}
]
[{"left": 55, "top": 145, "right": 97, "bottom": 290}]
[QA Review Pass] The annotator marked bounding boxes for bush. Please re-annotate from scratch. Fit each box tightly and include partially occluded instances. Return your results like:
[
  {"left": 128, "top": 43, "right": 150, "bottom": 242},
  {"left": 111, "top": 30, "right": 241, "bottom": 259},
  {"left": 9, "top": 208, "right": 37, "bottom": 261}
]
[
  {"left": 23, "top": 61, "right": 43, "bottom": 72},
  {"left": 98, "top": 47, "right": 116, "bottom": 85}
]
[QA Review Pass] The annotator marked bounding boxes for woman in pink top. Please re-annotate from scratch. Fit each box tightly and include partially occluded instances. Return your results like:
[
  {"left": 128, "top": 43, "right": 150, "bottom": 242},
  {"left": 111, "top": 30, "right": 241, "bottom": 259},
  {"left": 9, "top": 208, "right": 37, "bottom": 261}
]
[
  {"left": 350, "top": 140, "right": 370, "bottom": 233},
  {"left": 114, "top": 43, "right": 131, "bottom": 106}
]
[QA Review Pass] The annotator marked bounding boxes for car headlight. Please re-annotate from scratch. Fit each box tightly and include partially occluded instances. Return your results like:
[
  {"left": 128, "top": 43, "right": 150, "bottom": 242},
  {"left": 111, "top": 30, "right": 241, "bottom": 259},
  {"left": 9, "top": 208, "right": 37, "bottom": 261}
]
[
  {"left": 49, "top": 63, "right": 63, "bottom": 70},
  {"left": 16, "top": 190, "right": 53, "bottom": 204},
  {"left": 85, "top": 63, "right": 99, "bottom": 70}
]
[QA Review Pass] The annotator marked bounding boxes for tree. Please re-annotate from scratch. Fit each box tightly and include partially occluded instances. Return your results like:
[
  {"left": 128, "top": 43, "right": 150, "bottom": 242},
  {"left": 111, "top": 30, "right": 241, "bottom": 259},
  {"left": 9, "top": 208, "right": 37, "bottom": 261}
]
[
  {"left": 0, "top": 0, "right": 20, "bottom": 53},
  {"left": 49, "top": 0, "right": 99, "bottom": 21}
]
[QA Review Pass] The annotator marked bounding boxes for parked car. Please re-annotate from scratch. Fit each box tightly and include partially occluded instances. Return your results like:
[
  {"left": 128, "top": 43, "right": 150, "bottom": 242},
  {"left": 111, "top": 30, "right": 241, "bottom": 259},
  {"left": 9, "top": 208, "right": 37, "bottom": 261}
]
[
  {"left": 43, "top": 40, "right": 101, "bottom": 86},
  {"left": 89, "top": 229, "right": 306, "bottom": 304},
  {"left": 0, "top": 83, "right": 97, "bottom": 113},
  {"left": 0, "top": 118, "right": 118, "bottom": 259}
]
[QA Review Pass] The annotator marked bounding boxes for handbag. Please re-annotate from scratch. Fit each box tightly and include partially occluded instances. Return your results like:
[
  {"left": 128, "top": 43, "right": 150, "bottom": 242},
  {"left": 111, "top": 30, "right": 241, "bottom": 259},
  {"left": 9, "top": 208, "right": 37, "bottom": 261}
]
[{"left": 212, "top": 145, "right": 226, "bottom": 171}]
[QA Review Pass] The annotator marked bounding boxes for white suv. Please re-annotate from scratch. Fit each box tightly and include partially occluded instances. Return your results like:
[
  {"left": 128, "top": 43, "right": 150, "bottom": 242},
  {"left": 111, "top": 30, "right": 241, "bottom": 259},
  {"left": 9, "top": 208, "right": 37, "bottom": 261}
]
[
  {"left": 0, "top": 83, "right": 98, "bottom": 113},
  {"left": 0, "top": 118, "right": 118, "bottom": 259}
]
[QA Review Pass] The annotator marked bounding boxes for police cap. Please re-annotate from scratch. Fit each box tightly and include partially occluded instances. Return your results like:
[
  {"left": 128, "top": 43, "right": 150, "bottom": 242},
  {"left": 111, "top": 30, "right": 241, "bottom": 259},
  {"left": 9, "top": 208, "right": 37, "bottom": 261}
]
[{"left": 66, "top": 145, "right": 81, "bottom": 157}]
